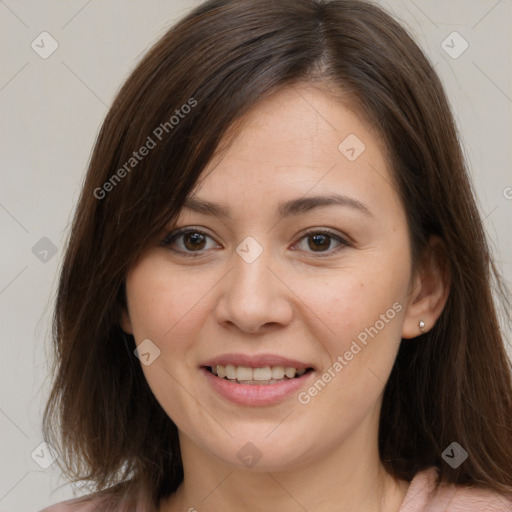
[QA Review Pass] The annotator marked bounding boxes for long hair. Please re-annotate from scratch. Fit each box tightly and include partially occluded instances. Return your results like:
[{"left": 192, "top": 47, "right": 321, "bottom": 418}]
[{"left": 42, "top": 0, "right": 512, "bottom": 508}]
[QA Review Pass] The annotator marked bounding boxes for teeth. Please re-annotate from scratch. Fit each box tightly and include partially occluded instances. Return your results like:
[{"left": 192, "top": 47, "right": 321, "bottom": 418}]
[
  {"left": 225, "top": 364, "right": 237, "bottom": 379},
  {"left": 236, "top": 366, "right": 253, "bottom": 381},
  {"left": 210, "top": 364, "right": 309, "bottom": 382},
  {"left": 253, "top": 366, "right": 272, "bottom": 380},
  {"left": 271, "top": 366, "right": 285, "bottom": 379},
  {"left": 285, "top": 367, "right": 297, "bottom": 378}
]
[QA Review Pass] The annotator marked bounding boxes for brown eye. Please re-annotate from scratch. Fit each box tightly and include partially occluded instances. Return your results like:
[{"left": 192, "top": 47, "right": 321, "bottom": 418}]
[
  {"left": 160, "top": 228, "right": 219, "bottom": 256},
  {"left": 307, "top": 233, "right": 331, "bottom": 252},
  {"left": 182, "top": 232, "right": 207, "bottom": 251},
  {"left": 294, "top": 230, "right": 348, "bottom": 256}
]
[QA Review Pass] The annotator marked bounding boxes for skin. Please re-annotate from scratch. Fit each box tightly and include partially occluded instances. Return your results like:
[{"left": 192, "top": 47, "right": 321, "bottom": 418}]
[{"left": 121, "top": 82, "right": 449, "bottom": 512}]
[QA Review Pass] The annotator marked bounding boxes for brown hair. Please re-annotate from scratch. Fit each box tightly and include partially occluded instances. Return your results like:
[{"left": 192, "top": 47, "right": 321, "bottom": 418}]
[{"left": 43, "top": 0, "right": 512, "bottom": 508}]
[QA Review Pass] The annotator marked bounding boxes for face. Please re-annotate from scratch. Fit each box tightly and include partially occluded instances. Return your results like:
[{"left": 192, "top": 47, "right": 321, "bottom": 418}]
[{"left": 121, "top": 83, "right": 418, "bottom": 472}]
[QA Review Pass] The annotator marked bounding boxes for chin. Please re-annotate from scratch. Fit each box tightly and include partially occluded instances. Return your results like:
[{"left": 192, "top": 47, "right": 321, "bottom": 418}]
[{"left": 203, "top": 433, "right": 317, "bottom": 473}]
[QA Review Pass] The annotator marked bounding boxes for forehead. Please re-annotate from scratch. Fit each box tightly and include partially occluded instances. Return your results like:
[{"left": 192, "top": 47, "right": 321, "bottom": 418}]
[{"left": 188, "top": 83, "right": 399, "bottom": 216}]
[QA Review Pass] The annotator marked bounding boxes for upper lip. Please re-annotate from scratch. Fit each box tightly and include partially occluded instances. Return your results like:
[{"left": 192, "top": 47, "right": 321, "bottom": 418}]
[{"left": 201, "top": 353, "right": 315, "bottom": 370}]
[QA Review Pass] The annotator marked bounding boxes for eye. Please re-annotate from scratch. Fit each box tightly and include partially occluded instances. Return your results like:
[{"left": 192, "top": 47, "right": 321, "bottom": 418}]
[
  {"left": 293, "top": 229, "right": 349, "bottom": 256},
  {"left": 160, "top": 227, "right": 350, "bottom": 258},
  {"left": 160, "top": 228, "right": 220, "bottom": 256}
]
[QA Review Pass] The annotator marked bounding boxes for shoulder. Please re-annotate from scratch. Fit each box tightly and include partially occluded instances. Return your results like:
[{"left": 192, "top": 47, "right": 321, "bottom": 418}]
[{"left": 400, "top": 466, "right": 512, "bottom": 512}]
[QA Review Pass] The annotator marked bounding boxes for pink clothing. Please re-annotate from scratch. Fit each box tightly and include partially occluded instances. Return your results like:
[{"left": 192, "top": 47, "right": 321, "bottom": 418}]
[
  {"left": 399, "top": 467, "right": 512, "bottom": 511},
  {"left": 39, "top": 467, "right": 512, "bottom": 512}
]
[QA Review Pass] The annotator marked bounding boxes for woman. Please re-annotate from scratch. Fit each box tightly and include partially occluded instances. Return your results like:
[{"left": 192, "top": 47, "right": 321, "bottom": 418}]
[{"left": 40, "top": 0, "right": 512, "bottom": 511}]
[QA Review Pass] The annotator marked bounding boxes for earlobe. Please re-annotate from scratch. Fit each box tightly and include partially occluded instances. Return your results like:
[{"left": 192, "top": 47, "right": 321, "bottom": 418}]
[
  {"left": 402, "top": 236, "right": 451, "bottom": 339},
  {"left": 120, "top": 308, "right": 134, "bottom": 335}
]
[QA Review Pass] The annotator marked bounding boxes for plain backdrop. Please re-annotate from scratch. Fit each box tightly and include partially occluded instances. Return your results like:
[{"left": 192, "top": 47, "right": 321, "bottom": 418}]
[{"left": 0, "top": 1, "right": 511, "bottom": 511}]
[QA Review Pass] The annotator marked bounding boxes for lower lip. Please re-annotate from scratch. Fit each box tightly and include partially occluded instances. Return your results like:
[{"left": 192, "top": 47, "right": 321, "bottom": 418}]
[{"left": 201, "top": 367, "right": 315, "bottom": 406}]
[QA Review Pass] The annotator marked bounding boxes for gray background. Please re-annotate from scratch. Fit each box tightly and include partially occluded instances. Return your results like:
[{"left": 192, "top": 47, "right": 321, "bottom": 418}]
[{"left": 0, "top": 1, "right": 511, "bottom": 511}]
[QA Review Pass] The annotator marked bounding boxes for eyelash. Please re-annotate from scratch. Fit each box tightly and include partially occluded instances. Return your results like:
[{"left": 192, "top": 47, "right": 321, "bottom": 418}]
[{"left": 159, "top": 227, "right": 350, "bottom": 258}]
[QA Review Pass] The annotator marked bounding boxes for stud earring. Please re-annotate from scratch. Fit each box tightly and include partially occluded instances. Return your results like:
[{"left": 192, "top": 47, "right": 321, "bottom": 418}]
[{"left": 419, "top": 320, "right": 426, "bottom": 332}]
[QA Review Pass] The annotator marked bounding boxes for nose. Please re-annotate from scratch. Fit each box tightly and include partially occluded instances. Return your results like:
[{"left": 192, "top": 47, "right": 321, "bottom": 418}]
[{"left": 214, "top": 247, "right": 294, "bottom": 334}]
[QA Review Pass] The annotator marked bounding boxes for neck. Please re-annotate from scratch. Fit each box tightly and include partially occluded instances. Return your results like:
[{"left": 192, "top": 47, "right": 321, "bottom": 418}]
[{"left": 160, "top": 411, "right": 409, "bottom": 512}]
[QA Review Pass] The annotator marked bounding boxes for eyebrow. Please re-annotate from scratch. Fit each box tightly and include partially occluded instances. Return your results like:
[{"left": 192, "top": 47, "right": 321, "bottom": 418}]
[{"left": 182, "top": 193, "right": 372, "bottom": 219}]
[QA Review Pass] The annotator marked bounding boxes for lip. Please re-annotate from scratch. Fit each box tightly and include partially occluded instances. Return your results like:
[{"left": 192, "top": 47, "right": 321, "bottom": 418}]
[
  {"left": 201, "top": 367, "right": 316, "bottom": 406},
  {"left": 201, "top": 353, "right": 315, "bottom": 370}
]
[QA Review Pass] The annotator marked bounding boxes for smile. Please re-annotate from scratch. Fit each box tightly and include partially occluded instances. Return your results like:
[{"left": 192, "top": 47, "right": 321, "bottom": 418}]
[
  {"left": 201, "top": 366, "right": 315, "bottom": 406},
  {"left": 206, "top": 364, "right": 312, "bottom": 384}
]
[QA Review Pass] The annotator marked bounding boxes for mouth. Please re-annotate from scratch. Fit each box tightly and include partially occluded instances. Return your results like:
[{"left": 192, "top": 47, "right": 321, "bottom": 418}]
[
  {"left": 203, "top": 364, "right": 315, "bottom": 385},
  {"left": 200, "top": 353, "right": 317, "bottom": 405}
]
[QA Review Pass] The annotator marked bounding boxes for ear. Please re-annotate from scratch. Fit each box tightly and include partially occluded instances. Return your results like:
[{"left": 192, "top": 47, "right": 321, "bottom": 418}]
[
  {"left": 402, "top": 236, "right": 451, "bottom": 339},
  {"left": 120, "top": 308, "right": 134, "bottom": 335},
  {"left": 118, "top": 281, "right": 134, "bottom": 334}
]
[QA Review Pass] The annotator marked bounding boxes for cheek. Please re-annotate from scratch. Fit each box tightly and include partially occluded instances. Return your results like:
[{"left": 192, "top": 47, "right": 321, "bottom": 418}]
[
  {"left": 293, "top": 262, "right": 409, "bottom": 415},
  {"left": 296, "top": 272, "right": 406, "bottom": 414},
  {"left": 125, "top": 258, "right": 205, "bottom": 343},
  {"left": 297, "top": 265, "right": 407, "bottom": 349},
  {"left": 124, "top": 259, "right": 207, "bottom": 421}
]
